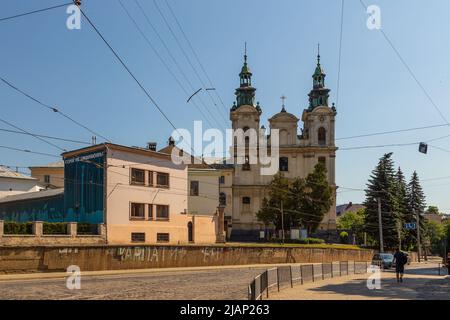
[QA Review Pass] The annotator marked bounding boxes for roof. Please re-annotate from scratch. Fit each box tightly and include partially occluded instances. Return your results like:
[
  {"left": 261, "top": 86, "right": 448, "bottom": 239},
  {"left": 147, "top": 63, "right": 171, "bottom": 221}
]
[
  {"left": 0, "top": 188, "right": 64, "bottom": 204},
  {"left": 29, "top": 161, "right": 64, "bottom": 169},
  {"left": 0, "top": 166, "right": 36, "bottom": 181},
  {"left": 158, "top": 144, "right": 211, "bottom": 169},
  {"left": 62, "top": 143, "right": 173, "bottom": 160},
  {"left": 336, "top": 203, "right": 365, "bottom": 217}
]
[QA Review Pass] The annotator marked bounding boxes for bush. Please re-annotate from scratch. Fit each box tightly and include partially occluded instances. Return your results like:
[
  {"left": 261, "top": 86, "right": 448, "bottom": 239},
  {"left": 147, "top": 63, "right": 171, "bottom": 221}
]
[
  {"left": 269, "top": 237, "right": 325, "bottom": 245},
  {"left": 4, "top": 222, "right": 33, "bottom": 235},
  {"left": 77, "top": 223, "right": 98, "bottom": 235},
  {"left": 43, "top": 222, "right": 67, "bottom": 235},
  {"left": 339, "top": 231, "right": 349, "bottom": 244}
]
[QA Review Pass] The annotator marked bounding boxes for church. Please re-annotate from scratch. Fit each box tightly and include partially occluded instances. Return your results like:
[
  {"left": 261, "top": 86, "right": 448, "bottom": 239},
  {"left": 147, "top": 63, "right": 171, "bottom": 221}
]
[{"left": 223, "top": 49, "right": 338, "bottom": 241}]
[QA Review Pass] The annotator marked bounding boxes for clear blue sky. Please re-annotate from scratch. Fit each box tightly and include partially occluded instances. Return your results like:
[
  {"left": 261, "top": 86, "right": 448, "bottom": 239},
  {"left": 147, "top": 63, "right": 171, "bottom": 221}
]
[{"left": 1, "top": 0, "right": 450, "bottom": 211}]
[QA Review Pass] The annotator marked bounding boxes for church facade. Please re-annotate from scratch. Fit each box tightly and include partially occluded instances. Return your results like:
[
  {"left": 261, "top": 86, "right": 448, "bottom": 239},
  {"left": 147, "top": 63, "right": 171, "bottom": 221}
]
[{"left": 225, "top": 51, "right": 338, "bottom": 241}]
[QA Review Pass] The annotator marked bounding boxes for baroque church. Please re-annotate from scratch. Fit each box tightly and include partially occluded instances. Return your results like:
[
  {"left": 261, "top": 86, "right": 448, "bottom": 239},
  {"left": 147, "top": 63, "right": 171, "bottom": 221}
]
[{"left": 224, "top": 49, "right": 338, "bottom": 241}]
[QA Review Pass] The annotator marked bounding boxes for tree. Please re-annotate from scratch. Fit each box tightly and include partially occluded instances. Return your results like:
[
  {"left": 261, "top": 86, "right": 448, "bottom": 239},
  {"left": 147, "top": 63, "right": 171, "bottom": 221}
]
[
  {"left": 426, "top": 206, "right": 440, "bottom": 215},
  {"left": 423, "top": 220, "right": 445, "bottom": 254},
  {"left": 256, "top": 164, "right": 333, "bottom": 235},
  {"left": 404, "top": 171, "right": 427, "bottom": 250},
  {"left": 364, "top": 153, "right": 401, "bottom": 249},
  {"left": 395, "top": 167, "right": 409, "bottom": 248},
  {"left": 301, "top": 163, "right": 333, "bottom": 234},
  {"left": 337, "top": 208, "right": 365, "bottom": 244},
  {"left": 256, "top": 173, "right": 290, "bottom": 230}
]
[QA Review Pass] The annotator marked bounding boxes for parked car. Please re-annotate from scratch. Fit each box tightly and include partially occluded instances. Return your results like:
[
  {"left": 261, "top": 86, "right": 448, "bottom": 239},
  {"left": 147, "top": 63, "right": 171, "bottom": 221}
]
[{"left": 372, "top": 253, "right": 395, "bottom": 269}]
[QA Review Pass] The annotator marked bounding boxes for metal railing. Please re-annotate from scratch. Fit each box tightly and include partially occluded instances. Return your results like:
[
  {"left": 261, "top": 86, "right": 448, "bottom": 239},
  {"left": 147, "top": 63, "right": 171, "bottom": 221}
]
[{"left": 248, "top": 261, "right": 371, "bottom": 300}]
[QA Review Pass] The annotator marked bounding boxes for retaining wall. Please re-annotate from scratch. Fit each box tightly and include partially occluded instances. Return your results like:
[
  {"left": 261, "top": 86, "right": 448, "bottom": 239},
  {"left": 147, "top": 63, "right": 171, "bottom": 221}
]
[{"left": 0, "top": 245, "right": 373, "bottom": 274}]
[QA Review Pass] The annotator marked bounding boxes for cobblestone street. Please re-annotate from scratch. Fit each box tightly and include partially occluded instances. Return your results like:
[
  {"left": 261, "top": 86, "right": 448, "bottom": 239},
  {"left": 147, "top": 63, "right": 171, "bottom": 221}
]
[{"left": 0, "top": 267, "right": 266, "bottom": 300}]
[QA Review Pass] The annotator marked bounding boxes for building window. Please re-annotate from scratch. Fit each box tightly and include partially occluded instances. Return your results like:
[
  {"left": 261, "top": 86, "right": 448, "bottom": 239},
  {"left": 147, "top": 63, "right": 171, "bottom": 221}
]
[
  {"left": 219, "top": 192, "right": 227, "bottom": 206},
  {"left": 44, "top": 175, "right": 50, "bottom": 184},
  {"left": 131, "top": 168, "right": 145, "bottom": 185},
  {"left": 148, "top": 204, "right": 153, "bottom": 220},
  {"left": 188, "top": 222, "right": 193, "bottom": 242},
  {"left": 131, "top": 232, "right": 145, "bottom": 243},
  {"left": 156, "top": 205, "right": 169, "bottom": 220},
  {"left": 148, "top": 171, "right": 154, "bottom": 186},
  {"left": 279, "top": 157, "right": 289, "bottom": 172},
  {"left": 190, "top": 180, "right": 199, "bottom": 196},
  {"left": 242, "top": 197, "right": 251, "bottom": 204},
  {"left": 318, "top": 156, "right": 326, "bottom": 168},
  {"left": 318, "top": 127, "right": 326, "bottom": 146},
  {"left": 219, "top": 176, "right": 225, "bottom": 184},
  {"left": 243, "top": 156, "right": 250, "bottom": 171},
  {"left": 156, "top": 172, "right": 169, "bottom": 188},
  {"left": 130, "top": 203, "right": 145, "bottom": 220},
  {"left": 157, "top": 233, "right": 170, "bottom": 243}
]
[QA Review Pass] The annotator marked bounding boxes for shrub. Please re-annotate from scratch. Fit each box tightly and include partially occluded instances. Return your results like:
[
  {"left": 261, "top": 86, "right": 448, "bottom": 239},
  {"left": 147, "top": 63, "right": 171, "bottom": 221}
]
[
  {"left": 339, "top": 231, "right": 349, "bottom": 243},
  {"left": 269, "top": 237, "right": 325, "bottom": 245},
  {"left": 77, "top": 223, "right": 98, "bottom": 235},
  {"left": 4, "top": 222, "right": 33, "bottom": 235},
  {"left": 43, "top": 222, "right": 67, "bottom": 235}
]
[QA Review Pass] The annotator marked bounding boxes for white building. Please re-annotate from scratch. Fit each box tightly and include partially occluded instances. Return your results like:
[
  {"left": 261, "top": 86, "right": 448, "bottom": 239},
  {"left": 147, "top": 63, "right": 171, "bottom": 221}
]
[{"left": 0, "top": 166, "right": 43, "bottom": 199}]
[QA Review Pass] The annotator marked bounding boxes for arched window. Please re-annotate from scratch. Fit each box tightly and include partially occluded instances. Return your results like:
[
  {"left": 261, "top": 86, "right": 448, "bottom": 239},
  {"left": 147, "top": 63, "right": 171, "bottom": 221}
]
[
  {"left": 318, "top": 127, "right": 326, "bottom": 146},
  {"left": 219, "top": 192, "right": 227, "bottom": 206}
]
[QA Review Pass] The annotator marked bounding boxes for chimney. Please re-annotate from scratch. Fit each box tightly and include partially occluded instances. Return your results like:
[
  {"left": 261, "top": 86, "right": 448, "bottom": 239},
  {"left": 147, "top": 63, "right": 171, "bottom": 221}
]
[{"left": 147, "top": 142, "right": 157, "bottom": 151}]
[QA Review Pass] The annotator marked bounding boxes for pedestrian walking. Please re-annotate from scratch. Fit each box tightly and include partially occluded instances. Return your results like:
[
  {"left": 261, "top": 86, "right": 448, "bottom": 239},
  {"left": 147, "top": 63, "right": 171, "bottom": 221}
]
[{"left": 393, "top": 249, "right": 408, "bottom": 283}]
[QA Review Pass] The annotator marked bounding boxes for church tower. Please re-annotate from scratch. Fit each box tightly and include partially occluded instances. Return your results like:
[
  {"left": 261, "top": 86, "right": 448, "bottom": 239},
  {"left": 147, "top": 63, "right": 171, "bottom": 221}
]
[{"left": 301, "top": 47, "right": 338, "bottom": 230}]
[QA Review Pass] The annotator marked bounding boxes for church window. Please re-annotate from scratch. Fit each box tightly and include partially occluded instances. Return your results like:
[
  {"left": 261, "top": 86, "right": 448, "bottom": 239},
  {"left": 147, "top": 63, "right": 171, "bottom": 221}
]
[
  {"left": 279, "top": 157, "right": 289, "bottom": 172},
  {"left": 242, "top": 197, "right": 251, "bottom": 204},
  {"left": 243, "top": 156, "right": 251, "bottom": 171},
  {"left": 318, "top": 127, "right": 326, "bottom": 145}
]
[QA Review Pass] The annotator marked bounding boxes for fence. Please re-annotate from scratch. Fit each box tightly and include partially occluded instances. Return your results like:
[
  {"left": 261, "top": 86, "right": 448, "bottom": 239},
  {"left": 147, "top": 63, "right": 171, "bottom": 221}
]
[{"left": 248, "top": 261, "right": 371, "bottom": 300}]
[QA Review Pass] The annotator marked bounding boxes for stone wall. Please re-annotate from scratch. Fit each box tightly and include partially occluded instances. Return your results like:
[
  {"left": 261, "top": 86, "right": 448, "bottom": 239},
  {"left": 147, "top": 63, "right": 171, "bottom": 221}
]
[
  {"left": 0, "top": 221, "right": 106, "bottom": 246},
  {"left": 0, "top": 244, "right": 373, "bottom": 274}
]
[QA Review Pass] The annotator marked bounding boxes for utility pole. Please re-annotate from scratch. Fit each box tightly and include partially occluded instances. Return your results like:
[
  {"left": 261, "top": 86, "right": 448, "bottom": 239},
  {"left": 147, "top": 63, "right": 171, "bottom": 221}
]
[
  {"left": 414, "top": 208, "right": 422, "bottom": 263},
  {"left": 281, "top": 200, "right": 285, "bottom": 245},
  {"left": 377, "top": 197, "right": 384, "bottom": 253}
]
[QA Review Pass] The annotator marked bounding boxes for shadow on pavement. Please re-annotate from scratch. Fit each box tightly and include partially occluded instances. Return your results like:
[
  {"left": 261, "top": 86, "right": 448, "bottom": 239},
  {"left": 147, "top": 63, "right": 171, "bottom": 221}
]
[{"left": 306, "top": 274, "right": 450, "bottom": 300}]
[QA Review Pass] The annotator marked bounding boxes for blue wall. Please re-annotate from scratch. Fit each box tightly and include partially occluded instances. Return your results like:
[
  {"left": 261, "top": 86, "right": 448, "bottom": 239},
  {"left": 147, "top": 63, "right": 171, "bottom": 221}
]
[
  {"left": 64, "top": 150, "right": 105, "bottom": 223},
  {"left": 0, "top": 194, "right": 64, "bottom": 222}
]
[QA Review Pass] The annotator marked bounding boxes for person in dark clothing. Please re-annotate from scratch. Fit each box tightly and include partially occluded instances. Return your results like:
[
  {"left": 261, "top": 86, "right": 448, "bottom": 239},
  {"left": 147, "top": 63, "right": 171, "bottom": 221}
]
[{"left": 393, "top": 249, "right": 407, "bottom": 283}]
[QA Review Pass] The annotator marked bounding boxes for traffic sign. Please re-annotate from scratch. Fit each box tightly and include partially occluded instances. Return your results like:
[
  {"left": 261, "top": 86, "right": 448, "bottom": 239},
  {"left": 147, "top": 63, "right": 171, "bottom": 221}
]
[{"left": 404, "top": 222, "right": 416, "bottom": 230}]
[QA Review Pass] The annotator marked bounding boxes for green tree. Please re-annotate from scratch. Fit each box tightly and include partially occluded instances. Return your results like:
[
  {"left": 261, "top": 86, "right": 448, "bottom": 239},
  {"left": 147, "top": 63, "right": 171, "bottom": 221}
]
[
  {"left": 423, "top": 220, "right": 446, "bottom": 254},
  {"left": 256, "top": 164, "right": 333, "bottom": 235},
  {"left": 256, "top": 173, "right": 291, "bottom": 230},
  {"left": 337, "top": 208, "right": 365, "bottom": 244},
  {"left": 404, "top": 171, "right": 427, "bottom": 250},
  {"left": 426, "top": 206, "right": 440, "bottom": 215},
  {"left": 301, "top": 163, "right": 333, "bottom": 234},
  {"left": 364, "top": 153, "right": 401, "bottom": 249},
  {"left": 396, "top": 167, "right": 409, "bottom": 248}
]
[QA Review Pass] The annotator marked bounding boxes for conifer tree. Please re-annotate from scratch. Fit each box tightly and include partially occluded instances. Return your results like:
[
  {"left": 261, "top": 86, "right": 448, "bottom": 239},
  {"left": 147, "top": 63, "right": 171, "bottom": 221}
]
[
  {"left": 396, "top": 167, "right": 409, "bottom": 248},
  {"left": 404, "top": 171, "right": 427, "bottom": 249},
  {"left": 364, "top": 153, "right": 401, "bottom": 249}
]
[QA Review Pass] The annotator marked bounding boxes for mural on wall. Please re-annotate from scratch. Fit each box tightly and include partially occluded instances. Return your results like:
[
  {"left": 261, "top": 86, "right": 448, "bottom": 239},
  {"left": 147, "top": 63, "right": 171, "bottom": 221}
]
[{"left": 64, "top": 151, "right": 105, "bottom": 223}]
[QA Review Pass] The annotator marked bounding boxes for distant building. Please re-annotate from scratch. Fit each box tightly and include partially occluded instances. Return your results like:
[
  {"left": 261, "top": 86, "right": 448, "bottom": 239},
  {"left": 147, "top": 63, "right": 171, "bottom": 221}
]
[
  {"left": 0, "top": 143, "right": 222, "bottom": 245},
  {"left": 0, "top": 166, "right": 43, "bottom": 199},
  {"left": 424, "top": 212, "right": 444, "bottom": 224},
  {"left": 336, "top": 202, "right": 365, "bottom": 218},
  {"left": 29, "top": 161, "right": 64, "bottom": 189}
]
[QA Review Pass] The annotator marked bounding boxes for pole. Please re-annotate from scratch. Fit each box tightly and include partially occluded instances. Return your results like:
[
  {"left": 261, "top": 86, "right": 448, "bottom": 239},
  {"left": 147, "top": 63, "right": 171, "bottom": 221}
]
[
  {"left": 281, "top": 200, "right": 285, "bottom": 245},
  {"left": 415, "top": 208, "right": 422, "bottom": 263},
  {"left": 377, "top": 197, "right": 384, "bottom": 253}
]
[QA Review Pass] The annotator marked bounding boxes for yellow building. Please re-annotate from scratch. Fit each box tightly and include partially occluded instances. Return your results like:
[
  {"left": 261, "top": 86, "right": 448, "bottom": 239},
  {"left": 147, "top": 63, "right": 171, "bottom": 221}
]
[{"left": 29, "top": 161, "right": 64, "bottom": 189}]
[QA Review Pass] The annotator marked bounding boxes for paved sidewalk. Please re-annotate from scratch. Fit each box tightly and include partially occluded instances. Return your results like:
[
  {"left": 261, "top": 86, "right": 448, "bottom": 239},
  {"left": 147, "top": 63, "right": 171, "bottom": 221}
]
[{"left": 269, "top": 263, "right": 450, "bottom": 300}]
